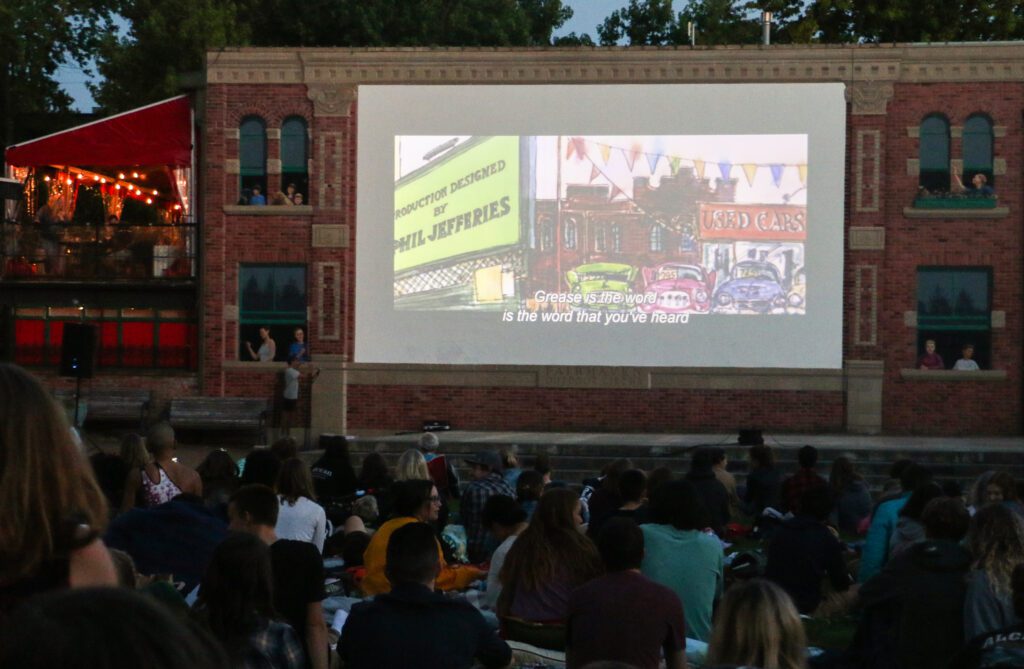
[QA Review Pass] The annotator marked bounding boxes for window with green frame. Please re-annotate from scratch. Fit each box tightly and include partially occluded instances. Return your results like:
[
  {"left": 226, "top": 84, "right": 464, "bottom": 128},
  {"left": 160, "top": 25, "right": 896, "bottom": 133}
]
[
  {"left": 917, "top": 267, "right": 991, "bottom": 369},
  {"left": 919, "top": 114, "right": 951, "bottom": 193},
  {"left": 239, "top": 264, "right": 307, "bottom": 361},
  {"left": 963, "top": 114, "right": 994, "bottom": 187},
  {"left": 240, "top": 116, "right": 267, "bottom": 202},
  {"left": 281, "top": 116, "right": 308, "bottom": 204}
]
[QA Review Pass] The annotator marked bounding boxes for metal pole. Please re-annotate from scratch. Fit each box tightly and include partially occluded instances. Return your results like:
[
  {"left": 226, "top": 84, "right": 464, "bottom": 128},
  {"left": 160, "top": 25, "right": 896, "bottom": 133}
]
[{"left": 762, "top": 12, "right": 772, "bottom": 46}]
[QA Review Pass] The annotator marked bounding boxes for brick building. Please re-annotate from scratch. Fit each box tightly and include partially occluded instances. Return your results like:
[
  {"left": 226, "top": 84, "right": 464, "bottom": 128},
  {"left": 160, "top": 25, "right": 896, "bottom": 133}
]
[{"left": 6, "top": 44, "right": 1020, "bottom": 437}]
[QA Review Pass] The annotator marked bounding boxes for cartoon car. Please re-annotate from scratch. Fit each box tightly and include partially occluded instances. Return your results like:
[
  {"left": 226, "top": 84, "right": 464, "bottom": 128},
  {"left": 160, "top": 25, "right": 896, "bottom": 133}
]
[
  {"left": 787, "top": 267, "right": 806, "bottom": 313},
  {"left": 565, "top": 262, "right": 638, "bottom": 310},
  {"left": 639, "top": 263, "right": 716, "bottom": 314},
  {"left": 712, "top": 260, "right": 788, "bottom": 313}
]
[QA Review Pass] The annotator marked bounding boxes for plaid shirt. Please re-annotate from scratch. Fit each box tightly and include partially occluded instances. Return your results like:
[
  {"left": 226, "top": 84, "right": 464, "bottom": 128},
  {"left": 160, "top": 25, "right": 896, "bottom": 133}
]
[
  {"left": 781, "top": 467, "right": 828, "bottom": 514},
  {"left": 244, "top": 619, "right": 307, "bottom": 669},
  {"left": 462, "top": 472, "right": 515, "bottom": 562}
]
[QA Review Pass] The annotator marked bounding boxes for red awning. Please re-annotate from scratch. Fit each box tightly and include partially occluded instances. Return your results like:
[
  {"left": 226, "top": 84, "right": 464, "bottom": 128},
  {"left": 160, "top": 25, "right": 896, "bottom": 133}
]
[{"left": 5, "top": 96, "right": 193, "bottom": 168}]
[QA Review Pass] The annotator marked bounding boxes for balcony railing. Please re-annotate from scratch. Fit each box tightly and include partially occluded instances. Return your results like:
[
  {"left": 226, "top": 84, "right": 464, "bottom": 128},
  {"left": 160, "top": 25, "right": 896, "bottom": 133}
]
[
  {"left": 913, "top": 193, "right": 998, "bottom": 209},
  {"left": 1, "top": 220, "right": 196, "bottom": 281}
]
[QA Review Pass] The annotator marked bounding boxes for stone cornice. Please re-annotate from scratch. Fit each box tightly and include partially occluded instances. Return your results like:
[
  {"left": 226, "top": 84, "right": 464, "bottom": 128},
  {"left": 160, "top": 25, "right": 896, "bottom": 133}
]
[{"left": 206, "top": 44, "right": 1024, "bottom": 88}]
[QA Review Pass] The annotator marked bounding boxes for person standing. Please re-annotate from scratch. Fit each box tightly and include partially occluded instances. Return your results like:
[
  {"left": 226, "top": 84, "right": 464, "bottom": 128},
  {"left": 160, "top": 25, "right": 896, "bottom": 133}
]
[
  {"left": 246, "top": 326, "right": 276, "bottom": 362},
  {"left": 281, "top": 356, "right": 319, "bottom": 437},
  {"left": 288, "top": 328, "right": 310, "bottom": 362}
]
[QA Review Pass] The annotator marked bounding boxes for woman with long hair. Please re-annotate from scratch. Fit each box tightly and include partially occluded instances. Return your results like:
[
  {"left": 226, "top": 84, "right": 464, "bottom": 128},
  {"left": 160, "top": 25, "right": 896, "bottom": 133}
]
[
  {"left": 123, "top": 421, "right": 202, "bottom": 509},
  {"left": 358, "top": 450, "right": 394, "bottom": 520},
  {"left": 195, "top": 532, "right": 304, "bottom": 668},
  {"left": 196, "top": 449, "right": 239, "bottom": 516},
  {"left": 829, "top": 454, "right": 872, "bottom": 534},
  {"left": 499, "top": 488, "right": 603, "bottom": 623},
  {"left": 707, "top": 579, "right": 807, "bottom": 669},
  {"left": 0, "top": 363, "right": 116, "bottom": 618},
  {"left": 394, "top": 448, "right": 430, "bottom": 482},
  {"left": 275, "top": 458, "right": 326, "bottom": 553},
  {"left": 964, "top": 503, "right": 1024, "bottom": 639}
]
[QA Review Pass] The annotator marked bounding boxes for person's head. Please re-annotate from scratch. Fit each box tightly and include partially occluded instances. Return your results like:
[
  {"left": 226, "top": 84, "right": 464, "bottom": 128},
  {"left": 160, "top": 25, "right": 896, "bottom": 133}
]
[
  {"left": 709, "top": 447, "right": 728, "bottom": 469},
  {"left": 500, "top": 445, "right": 519, "bottom": 471},
  {"left": 293, "top": 327, "right": 304, "bottom": 343},
  {"left": 648, "top": 479, "right": 710, "bottom": 531},
  {"left": 276, "top": 458, "right": 316, "bottom": 505},
  {"left": 465, "top": 451, "right": 502, "bottom": 480},
  {"left": 285, "top": 183, "right": 296, "bottom": 196},
  {"left": 968, "top": 503, "right": 1024, "bottom": 595},
  {"left": 119, "top": 433, "right": 150, "bottom": 470},
  {"left": 961, "top": 343, "right": 975, "bottom": 359},
  {"left": 252, "top": 185, "right": 262, "bottom": 195},
  {"left": 359, "top": 451, "right": 391, "bottom": 489},
  {"left": 533, "top": 453, "right": 552, "bottom": 483},
  {"left": 799, "top": 486, "right": 834, "bottom": 522},
  {"left": 322, "top": 436, "right": 353, "bottom": 467},
  {"left": 972, "top": 173, "right": 988, "bottom": 188},
  {"left": 690, "top": 447, "right": 715, "bottom": 472},
  {"left": 646, "top": 466, "right": 674, "bottom": 496},
  {"left": 417, "top": 431, "right": 439, "bottom": 452},
  {"left": 0, "top": 364, "right": 108, "bottom": 582},
  {"left": 829, "top": 454, "right": 860, "bottom": 491},
  {"left": 925, "top": 339, "right": 936, "bottom": 353},
  {"left": 146, "top": 422, "right": 176, "bottom": 458},
  {"left": 239, "top": 449, "right": 281, "bottom": 487},
  {"left": 227, "top": 484, "right": 279, "bottom": 532},
  {"left": 899, "top": 481, "right": 944, "bottom": 520},
  {"left": 749, "top": 444, "right": 776, "bottom": 470},
  {"left": 0, "top": 587, "right": 229, "bottom": 669},
  {"left": 921, "top": 496, "right": 970, "bottom": 542},
  {"left": 888, "top": 458, "right": 914, "bottom": 481},
  {"left": 986, "top": 471, "right": 1018, "bottom": 504},
  {"left": 515, "top": 469, "right": 545, "bottom": 502},
  {"left": 797, "top": 445, "right": 818, "bottom": 469},
  {"left": 293, "top": 193, "right": 304, "bottom": 205},
  {"left": 258, "top": 326, "right": 270, "bottom": 340},
  {"left": 269, "top": 436, "right": 298, "bottom": 461},
  {"left": 391, "top": 478, "right": 439, "bottom": 522},
  {"left": 482, "top": 495, "right": 527, "bottom": 539},
  {"left": 197, "top": 449, "right": 238, "bottom": 483},
  {"left": 108, "top": 548, "right": 138, "bottom": 589},
  {"left": 596, "top": 517, "right": 644, "bottom": 572},
  {"left": 197, "top": 532, "right": 275, "bottom": 642},
  {"left": 618, "top": 469, "right": 647, "bottom": 504},
  {"left": 394, "top": 448, "right": 430, "bottom": 482},
  {"left": 600, "top": 458, "right": 633, "bottom": 494},
  {"left": 899, "top": 463, "right": 933, "bottom": 493},
  {"left": 385, "top": 522, "right": 440, "bottom": 587},
  {"left": 707, "top": 579, "right": 807, "bottom": 669},
  {"left": 286, "top": 354, "right": 300, "bottom": 368}
]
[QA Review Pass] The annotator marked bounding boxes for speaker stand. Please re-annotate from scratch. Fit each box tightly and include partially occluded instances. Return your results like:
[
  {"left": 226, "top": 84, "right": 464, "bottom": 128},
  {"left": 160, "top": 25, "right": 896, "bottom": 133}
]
[{"left": 73, "top": 374, "right": 83, "bottom": 429}]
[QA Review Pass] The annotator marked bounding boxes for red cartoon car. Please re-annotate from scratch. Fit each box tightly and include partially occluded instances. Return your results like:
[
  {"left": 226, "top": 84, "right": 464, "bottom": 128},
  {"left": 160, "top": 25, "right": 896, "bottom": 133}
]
[{"left": 640, "top": 263, "right": 716, "bottom": 314}]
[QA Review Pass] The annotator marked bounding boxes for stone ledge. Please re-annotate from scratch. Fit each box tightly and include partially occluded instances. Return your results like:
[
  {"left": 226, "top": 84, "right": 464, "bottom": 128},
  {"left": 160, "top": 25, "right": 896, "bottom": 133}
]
[
  {"left": 223, "top": 205, "right": 314, "bottom": 216},
  {"left": 902, "top": 206, "right": 1009, "bottom": 219},
  {"left": 900, "top": 369, "right": 1007, "bottom": 381}
]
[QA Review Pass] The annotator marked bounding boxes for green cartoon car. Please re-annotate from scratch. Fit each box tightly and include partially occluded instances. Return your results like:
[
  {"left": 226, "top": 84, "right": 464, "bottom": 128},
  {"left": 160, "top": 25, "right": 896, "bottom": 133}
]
[{"left": 565, "top": 262, "right": 639, "bottom": 311}]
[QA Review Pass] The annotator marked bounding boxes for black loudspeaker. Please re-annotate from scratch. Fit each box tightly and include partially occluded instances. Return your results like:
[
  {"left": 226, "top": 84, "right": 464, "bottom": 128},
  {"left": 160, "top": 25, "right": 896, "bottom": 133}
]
[
  {"left": 422, "top": 420, "right": 451, "bottom": 432},
  {"left": 60, "top": 323, "right": 97, "bottom": 378}
]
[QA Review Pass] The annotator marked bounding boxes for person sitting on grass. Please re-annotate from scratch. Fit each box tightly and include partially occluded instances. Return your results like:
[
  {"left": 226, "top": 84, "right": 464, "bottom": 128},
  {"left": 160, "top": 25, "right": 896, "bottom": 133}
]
[
  {"left": 587, "top": 468, "right": 648, "bottom": 539},
  {"left": 706, "top": 579, "right": 808, "bottom": 669}
]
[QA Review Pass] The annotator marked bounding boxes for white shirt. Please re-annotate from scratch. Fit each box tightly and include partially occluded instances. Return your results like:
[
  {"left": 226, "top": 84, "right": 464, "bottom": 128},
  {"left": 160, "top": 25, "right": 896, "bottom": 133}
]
[
  {"left": 954, "top": 358, "right": 980, "bottom": 371},
  {"left": 275, "top": 496, "right": 327, "bottom": 552},
  {"left": 481, "top": 533, "right": 519, "bottom": 609},
  {"left": 283, "top": 367, "right": 301, "bottom": 400}
]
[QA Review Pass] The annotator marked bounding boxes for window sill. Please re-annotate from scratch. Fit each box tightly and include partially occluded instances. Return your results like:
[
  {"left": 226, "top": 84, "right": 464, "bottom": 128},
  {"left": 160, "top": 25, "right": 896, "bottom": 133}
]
[
  {"left": 222, "top": 360, "right": 287, "bottom": 371},
  {"left": 900, "top": 369, "right": 1007, "bottom": 381},
  {"left": 903, "top": 206, "right": 1009, "bottom": 220},
  {"left": 222, "top": 205, "right": 314, "bottom": 216}
]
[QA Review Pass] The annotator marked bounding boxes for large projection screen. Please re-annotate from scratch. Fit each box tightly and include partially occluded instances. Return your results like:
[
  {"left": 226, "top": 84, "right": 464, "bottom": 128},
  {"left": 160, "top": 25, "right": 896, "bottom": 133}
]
[{"left": 356, "top": 84, "right": 846, "bottom": 368}]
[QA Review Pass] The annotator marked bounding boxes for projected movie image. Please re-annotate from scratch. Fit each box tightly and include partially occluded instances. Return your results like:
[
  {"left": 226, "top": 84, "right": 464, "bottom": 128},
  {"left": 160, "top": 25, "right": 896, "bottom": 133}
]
[{"left": 393, "top": 134, "right": 807, "bottom": 324}]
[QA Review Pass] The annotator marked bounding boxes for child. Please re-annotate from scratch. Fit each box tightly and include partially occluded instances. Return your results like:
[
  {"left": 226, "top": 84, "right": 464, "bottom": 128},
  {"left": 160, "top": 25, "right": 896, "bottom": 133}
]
[
  {"left": 953, "top": 343, "right": 980, "bottom": 371},
  {"left": 281, "top": 356, "right": 319, "bottom": 435}
]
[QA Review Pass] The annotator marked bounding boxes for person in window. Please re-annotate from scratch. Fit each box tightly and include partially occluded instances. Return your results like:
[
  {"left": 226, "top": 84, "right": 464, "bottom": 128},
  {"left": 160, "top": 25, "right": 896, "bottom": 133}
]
[
  {"left": 285, "top": 183, "right": 298, "bottom": 203},
  {"left": 293, "top": 193, "right": 304, "bottom": 205},
  {"left": 919, "top": 339, "right": 945, "bottom": 370},
  {"left": 288, "top": 328, "right": 310, "bottom": 362},
  {"left": 249, "top": 185, "right": 267, "bottom": 206},
  {"left": 954, "top": 172, "right": 995, "bottom": 197},
  {"left": 954, "top": 343, "right": 981, "bottom": 371},
  {"left": 246, "top": 326, "right": 276, "bottom": 362}
]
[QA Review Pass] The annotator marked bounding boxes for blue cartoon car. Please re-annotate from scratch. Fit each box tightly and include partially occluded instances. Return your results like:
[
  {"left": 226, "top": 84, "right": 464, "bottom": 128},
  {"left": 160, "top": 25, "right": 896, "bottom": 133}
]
[{"left": 712, "top": 260, "right": 788, "bottom": 313}]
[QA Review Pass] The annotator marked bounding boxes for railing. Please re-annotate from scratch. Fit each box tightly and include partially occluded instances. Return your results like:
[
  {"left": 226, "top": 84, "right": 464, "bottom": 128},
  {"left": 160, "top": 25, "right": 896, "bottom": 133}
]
[{"left": 0, "top": 220, "right": 197, "bottom": 281}]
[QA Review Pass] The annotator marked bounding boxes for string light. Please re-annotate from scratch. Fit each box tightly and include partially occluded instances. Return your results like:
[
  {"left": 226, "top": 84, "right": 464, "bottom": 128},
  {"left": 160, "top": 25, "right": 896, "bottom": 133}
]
[
  {"left": 118, "top": 173, "right": 126, "bottom": 179},
  {"left": 145, "top": 198, "right": 153, "bottom": 205},
  {"left": 131, "top": 172, "right": 139, "bottom": 178}
]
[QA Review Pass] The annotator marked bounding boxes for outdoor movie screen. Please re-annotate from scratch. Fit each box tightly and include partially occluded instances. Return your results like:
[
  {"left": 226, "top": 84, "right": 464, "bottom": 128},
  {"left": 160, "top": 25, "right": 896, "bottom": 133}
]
[{"left": 356, "top": 84, "right": 846, "bottom": 368}]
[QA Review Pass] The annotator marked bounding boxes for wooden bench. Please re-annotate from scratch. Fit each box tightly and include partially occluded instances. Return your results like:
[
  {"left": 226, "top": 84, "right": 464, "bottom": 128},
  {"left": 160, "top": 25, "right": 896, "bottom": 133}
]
[
  {"left": 168, "top": 397, "right": 269, "bottom": 442},
  {"left": 54, "top": 388, "right": 152, "bottom": 429}
]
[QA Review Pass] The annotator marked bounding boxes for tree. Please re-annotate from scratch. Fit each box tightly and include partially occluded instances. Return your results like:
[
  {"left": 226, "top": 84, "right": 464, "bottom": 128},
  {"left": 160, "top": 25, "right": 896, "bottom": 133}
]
[
  {"left": 597, "top": 0, "right": 680, "bottom": 45},
  {"left": 677, "top": 0, "right": 758, "bottom": 45},
  {"left": 518, "top": 0, "right": 574, "bottom": 45},
  {"left": 0, "top": 0, "right": 117, "bottom": 146}
]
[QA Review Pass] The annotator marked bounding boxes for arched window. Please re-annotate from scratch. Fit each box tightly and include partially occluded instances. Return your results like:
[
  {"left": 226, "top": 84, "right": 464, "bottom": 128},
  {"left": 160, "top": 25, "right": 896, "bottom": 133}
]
[
  {"left": 919, "top": 114, "right": 950, "bottom": 193},
  {"left": 281, "top": 116, "right": 309, "bottom": 204},
  {"left": 649, "top": 224, "right": 663, "bottom": 252},
  {"left": 963, "top": 114, "right": 994, "bottom": 187},
  {"left": 239, "top": 116, "right": 267, "bottom": 204},
  {"left": 563, "top": 219, "right": 578, "bottom": 250},
  {"left": 538, "top": 219, "right": 554, "bottom": 251},
  {"left": 611, "top": 224, "right": 622, "bottom": 253},
  {"left": 593, "top": 223, "right": 606, "bottom": 253}
]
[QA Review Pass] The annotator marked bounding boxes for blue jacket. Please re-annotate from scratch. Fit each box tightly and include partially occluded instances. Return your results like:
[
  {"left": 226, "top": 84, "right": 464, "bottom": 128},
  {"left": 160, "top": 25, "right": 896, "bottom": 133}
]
[{"left": 858, "top": 492, "right": 910, "bottom": 583}]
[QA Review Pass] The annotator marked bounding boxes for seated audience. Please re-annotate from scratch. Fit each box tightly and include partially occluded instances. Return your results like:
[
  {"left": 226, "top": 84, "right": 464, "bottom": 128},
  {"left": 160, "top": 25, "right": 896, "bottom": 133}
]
[
  {"left": 964, "top": 503, "right": 1024, "bottom": 640},
  {"left": 194, "top": 532, "right": 305, "bottom": 668},
  {"left": 419, "top": 432, "right": 460, "bottom": 501},
  {"left": 270, "top": 437, "right": 299, "bottom": 462},
  {"left": 479, "top": 495, "right": 528, "bottom": 610},
  {"left": 0, "top": 364, "right": 116, "bottom": 619},
  {"left": 765, "top": 486, "right": 852, "bottom": 615},
  {"left": 395, "top": 448, "right": 430, "bottom": 482},
  {"left": 583, "top": 458, "right": 633, "bottom": 525},
  {"left": 889, "top": 482, "right": 945, "bottom": 558},
  {"left": 706, "top": 578, "right": 807, "bottom": 669},
  {"left": 229, "top": 485, "right": 329, "bottom": 669},
  {"left": 196, "top": 448, "right": 239, "bottom": 516},
  {"left": 954, "top": 343, "right": 981, "bottom": 371},
  {"left": 984, "top": 470, "right": 1024, "bottom": 517},
  {"left": 516, "top": 469, "right": 545, "bottom": 520},
  {"left": 241, "top": 449, "right": 283, "bottom": 488},
  {"left": 640, "top": 480, "right": 723, "bottom": 642},
  {"left": 499, "top": 488, "right": 604, "bottom": 624},
  {"left": 501, "top": 445, "right": 523, "bottom": 488},
  {"left": 859, "top": 462, "right": 932, "bottom": 582},
  {"left": 339, "top": 522, "right": 511, "bottom": 669},
  {"left": 275, "top": 458, "right": 327, "bottom": 553},
  {"left": 462, "top": 451, "right": 515, "bottom": 563},
  {"left": 781, "top": 445, "right": 828, "bottom": 514},
  {"left": 123, "top": 422, "right": 202, "bottom": 510},
  {"left": 685, "top": 448, "right": 731, "bottom": 537},
  {"left": 533, "top": 453, "right": 554, "bottom": 487},
  {"left": 309, "top": 437, "right": 357, "bottom": 505},
  {"left": 646, "top": 465, "right": 674, "bottom": 499},
  {"left": 829, "top": 454, "right": 873, "bottom": 534},
  {"left": 567, "top": 518, "right": 686, "bottom": 669},
  {"left": 362, "top": 479, "right": 481, "bottom": 595},
  {"left": 710, "top": 447, "right": 740, "bottom": 521},
  {"left": 587, "top": 468, "right": 648, "bottom": 539},
  {"left": 743, "top": 444, "right": 782, "bottom": 517},
  {"left": 855, "top": 497, "right": 971, "bottom": 669},
  {"left": 358, "top": 450, "right": 394, "bottom": 519},
  {"left": 951, "top": 563, "right": 1024, "bottom": 669},
  {"left": 0, "top": 587, "right": 229, "bottom": 669}
]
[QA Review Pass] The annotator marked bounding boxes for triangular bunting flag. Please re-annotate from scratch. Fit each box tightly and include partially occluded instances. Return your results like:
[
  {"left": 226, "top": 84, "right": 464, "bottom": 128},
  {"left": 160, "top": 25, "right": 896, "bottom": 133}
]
[
  {"left": 623, "top": 146, "right": 638, "bottom": 171},
  {"left": 798, "top": 164, "right": 808, "bottom": 184},
  {"left": 769, "top": 164, "right": 784, "bottom": 187},
  {"left": 646, "top": 151, "right": 661, "bottom": 174},
  {"left": 599, "top": 143, "right": 611, "bottom": 165},
  {"left": 742, "top": 163, "right": 758, "bottom": 187},
  {"left": 670, "top": 157, "right": 681, "bottom": 175},
  {"left": 694, "top": 159, "right": 706, "bottom": 180},
  {"left": 609, "top": 184, "right": 624, "bottom": 200},
  {"left": 718, "top": 161, "right": 733, "bottom": 181},
  {"left": 589, "top": 165, "right": 601, "bottom": 183},
  {"left": 565, "top": 137, "right": 576, "bottom": 160}
]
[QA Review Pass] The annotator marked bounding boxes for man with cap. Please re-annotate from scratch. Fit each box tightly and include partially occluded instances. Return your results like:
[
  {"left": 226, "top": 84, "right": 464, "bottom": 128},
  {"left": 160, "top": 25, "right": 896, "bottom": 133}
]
[{"left": 462, "top": 451, "right": 515, "bottom": 563}]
